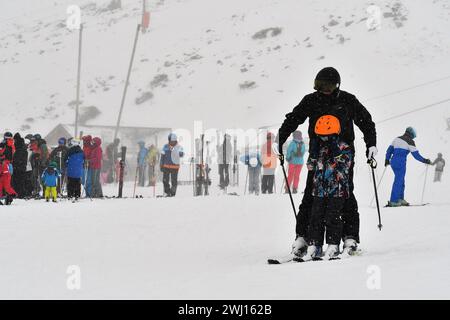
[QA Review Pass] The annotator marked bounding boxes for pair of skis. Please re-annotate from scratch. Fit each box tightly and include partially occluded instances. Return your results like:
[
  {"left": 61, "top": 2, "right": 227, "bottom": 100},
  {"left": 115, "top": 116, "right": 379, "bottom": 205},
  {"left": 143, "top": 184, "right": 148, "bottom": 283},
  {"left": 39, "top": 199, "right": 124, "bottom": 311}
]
[
  {"left": 267, "top": 249, "right": 362, "bottom": 264},
  {"left": 194, "top": 134, "right": 211, "bottom": 196}
]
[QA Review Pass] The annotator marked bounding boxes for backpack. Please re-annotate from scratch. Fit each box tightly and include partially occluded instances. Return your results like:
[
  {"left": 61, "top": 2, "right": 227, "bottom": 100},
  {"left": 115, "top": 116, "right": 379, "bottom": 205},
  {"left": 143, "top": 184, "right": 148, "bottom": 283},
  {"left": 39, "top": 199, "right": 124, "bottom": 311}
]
[{"left": 295, "top": 141, "right": 304, "bottom": 158}]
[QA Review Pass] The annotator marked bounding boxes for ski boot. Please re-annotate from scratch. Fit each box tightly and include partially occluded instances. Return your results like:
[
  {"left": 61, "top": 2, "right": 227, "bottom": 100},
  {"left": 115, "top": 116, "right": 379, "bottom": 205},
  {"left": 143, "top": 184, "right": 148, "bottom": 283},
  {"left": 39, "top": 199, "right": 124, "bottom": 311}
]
[
  {"left": 292, "top": 188, "right": 298, "bottom": 194},
  {"left": 5, "top": 195, "right": 14, "bottom": 205},
  {"left": 291, "top": 234, "right": 308, "bottom": 258},
  {"left": 387, "top": 200, "right": 402, "bottom": 207},
  {"left": 341, "top": 238, "right": 358, "bottom": 258},
  {"left": 399, "top": 199, "right": 410, "bottom": 206},
  {"left": 299, "top": 245, "right": 323, "bottom": 262},
  {"left": 323, "top": 244, "right": 340, "bottom": 260},
  {"left": 46, "top": 198, "right": 50, "bottom": 202}
]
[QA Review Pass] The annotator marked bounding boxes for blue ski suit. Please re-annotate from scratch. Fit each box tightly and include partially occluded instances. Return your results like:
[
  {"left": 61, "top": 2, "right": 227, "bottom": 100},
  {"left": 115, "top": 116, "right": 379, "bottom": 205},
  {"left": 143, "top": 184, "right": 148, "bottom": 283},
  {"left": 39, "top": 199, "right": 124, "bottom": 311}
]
[{"left": 385, "top": 133, "right": 427, "bottom": 203}]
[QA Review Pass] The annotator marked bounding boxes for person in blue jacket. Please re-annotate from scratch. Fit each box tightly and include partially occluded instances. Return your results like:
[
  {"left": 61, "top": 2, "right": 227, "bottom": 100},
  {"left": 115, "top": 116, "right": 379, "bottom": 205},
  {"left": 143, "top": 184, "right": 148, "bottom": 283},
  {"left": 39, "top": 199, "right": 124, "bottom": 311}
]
[
  {"left": 65, "top": 139, "right": 85, "bottom": 199},
  {"left": 41, "top": 161, "right": 60, "bottom": 202},
  {"left": 137, "top": 141, "right": 148, "bottom": 187},
  {"left": 160, "top": 133, "right": 184, "bottom": 197},
  {"left": 285, "top": 131, "right": 306, "bottom": 194},
  {"left": 385, "top": 127, "right": 431, "bottom": 207}
]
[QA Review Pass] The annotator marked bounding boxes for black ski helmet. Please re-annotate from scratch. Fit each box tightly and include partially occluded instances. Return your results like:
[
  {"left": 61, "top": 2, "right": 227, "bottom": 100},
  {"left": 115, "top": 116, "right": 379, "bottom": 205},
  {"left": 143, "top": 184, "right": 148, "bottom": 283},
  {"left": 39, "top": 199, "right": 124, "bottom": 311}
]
[
  {"left": 34, "top": 134, "right": 42, "bottom": 140},
  {"left": 314, "top": 67, "right": 341, "bottom": 92}
]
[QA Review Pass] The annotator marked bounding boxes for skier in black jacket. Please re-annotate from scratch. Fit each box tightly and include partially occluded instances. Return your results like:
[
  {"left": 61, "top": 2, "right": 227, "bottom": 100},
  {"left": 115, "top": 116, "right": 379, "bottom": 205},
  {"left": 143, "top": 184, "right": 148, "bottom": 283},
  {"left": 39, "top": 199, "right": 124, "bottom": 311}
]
[
  {"left": 277, "top": 67, "right": 377, "bottom": 257},
  {"left": 12, "top": 133, "right": 29, "bottom": 198}
]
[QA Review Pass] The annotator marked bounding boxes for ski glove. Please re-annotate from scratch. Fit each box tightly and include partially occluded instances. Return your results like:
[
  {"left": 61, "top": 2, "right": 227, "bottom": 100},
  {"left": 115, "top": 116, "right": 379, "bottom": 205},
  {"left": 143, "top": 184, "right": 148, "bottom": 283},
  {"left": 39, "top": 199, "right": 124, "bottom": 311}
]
[
  {"left": 424, "top": 159, "right": 431, "bottom": 165},
  {"left": 385, "top": 159, "right": 390, "bottom": 167},
  {"left": 366, "top": 146, "right": 378, "bottom": 159}
]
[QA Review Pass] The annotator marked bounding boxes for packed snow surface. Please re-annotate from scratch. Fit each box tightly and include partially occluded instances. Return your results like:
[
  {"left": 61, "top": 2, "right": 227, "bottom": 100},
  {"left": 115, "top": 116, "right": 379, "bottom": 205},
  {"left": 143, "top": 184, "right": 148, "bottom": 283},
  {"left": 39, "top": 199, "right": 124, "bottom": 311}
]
[{"left": 0, "top": 176, "right": 449, "bottom": 299}]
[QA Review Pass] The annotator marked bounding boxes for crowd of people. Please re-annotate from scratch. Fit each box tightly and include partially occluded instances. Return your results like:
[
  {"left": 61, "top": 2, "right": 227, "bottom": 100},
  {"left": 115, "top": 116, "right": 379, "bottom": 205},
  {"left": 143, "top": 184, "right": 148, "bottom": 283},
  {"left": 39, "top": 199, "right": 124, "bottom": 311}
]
[
  {"left": 0, "top": 133, "right": 119, "bottom": 204},
  {"left": 0, "top": 116, "right": 445, "bottom": 208}
]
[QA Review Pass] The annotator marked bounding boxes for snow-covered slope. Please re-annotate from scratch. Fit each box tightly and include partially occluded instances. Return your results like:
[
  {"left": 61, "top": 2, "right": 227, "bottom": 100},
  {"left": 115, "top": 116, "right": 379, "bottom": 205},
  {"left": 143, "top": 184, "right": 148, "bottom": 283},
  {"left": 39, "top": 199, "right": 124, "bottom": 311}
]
[
  {"left": 1, "top": 0, "right": 450, "bottom": 135},
  {"left": 0, "top": 180, "right": 449, "bottom": 299},
  {"left": 0, "top": 0, "right": 449, "bottom": 300}
]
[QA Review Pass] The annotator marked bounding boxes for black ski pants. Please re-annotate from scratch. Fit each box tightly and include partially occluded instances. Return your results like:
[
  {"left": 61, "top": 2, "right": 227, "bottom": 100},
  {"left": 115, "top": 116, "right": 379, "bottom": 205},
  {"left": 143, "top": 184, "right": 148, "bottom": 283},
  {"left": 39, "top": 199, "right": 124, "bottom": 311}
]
[
  {"left": 262, "top": 174, "right": 275, "bottom": 194},
  {"left": 308, "top": 197, "right": 345, "bottom": 246},
  {"left": 218, "top": 164, "right": 230, "bottom": 188},
  {"left": 11, "top": 170, "right": 27, "bottom": 198},
  {"left": 296, "top": 161, "right": 359, "bottom": 243},
  {"left": 67, "top": 177, "right": 81, "bottom": 198},
  {"left": 162, "top": 168, "right": 179, "bottom": 196}
]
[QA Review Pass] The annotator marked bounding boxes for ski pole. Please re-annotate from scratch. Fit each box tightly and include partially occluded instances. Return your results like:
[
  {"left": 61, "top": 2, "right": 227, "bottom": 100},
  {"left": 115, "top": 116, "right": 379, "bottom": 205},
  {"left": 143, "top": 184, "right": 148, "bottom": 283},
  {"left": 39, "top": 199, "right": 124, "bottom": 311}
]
[
  {"left": 132, "top": 165, "right": 139, "bottom": 198},
  {"left": 368, "top": 157, "right": 383, "bottom": 230},
  {"left": 244, "top": 167, "right": 249, "bottom": 195},
  {"left": 279, "top": 155, "right": 297, "bottom": 220},
  {"left": 421, "top": 164, "right": 429, "bottom": 204},
  {"left": 280, "top": 174, "right": 285, "bottom": 194},
  {"left": 370, "top": 166, "right": 387, "bottom": 207}
]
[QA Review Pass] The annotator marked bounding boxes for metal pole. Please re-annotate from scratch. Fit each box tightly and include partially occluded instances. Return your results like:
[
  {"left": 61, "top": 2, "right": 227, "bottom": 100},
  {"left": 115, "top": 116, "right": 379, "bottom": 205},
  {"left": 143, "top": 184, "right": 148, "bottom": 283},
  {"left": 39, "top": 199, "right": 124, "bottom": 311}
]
[
  {"left": 74, "top": 24, "right": 83, "bottom": 138},
  {"left": 280, "top": 157, "right": 297, "bottom": 220},
  {"left": 421, "top": 165, "right": 429, "bottom": 204},
  {"left": 113, "top": 24, "right": 141, "bottom": 143},
  {"left": 370, "top": 166, "right": 387, "bottom": 207},
  {"left": 368, "top": 158, "right": 383, "bottom": 230}
]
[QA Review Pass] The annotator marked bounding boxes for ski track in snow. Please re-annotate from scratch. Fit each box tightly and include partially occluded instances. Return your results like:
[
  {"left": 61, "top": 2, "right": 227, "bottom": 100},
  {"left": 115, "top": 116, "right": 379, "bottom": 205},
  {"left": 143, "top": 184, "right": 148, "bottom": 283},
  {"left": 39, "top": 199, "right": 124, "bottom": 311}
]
[{"left": 0, "top": 180, "right": 449, "bottom": 299}]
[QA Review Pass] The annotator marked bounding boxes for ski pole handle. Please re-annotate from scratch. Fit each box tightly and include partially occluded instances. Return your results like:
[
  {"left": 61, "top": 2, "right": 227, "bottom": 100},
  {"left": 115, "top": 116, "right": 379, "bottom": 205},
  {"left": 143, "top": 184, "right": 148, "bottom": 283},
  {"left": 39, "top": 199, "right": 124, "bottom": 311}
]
[
  {"left": 278, "top": 154, "right": 285, "bottom": 166},
  {"left": 367, "top": 157, "right": 377, "bottom": 169}
]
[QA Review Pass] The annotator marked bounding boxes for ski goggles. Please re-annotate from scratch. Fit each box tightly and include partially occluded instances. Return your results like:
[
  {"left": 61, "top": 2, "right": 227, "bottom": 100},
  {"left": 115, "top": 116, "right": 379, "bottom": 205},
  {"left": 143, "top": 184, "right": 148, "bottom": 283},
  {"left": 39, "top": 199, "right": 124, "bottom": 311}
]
[{"left": 314, "top": 79, "right": 339, "bottom": 93}]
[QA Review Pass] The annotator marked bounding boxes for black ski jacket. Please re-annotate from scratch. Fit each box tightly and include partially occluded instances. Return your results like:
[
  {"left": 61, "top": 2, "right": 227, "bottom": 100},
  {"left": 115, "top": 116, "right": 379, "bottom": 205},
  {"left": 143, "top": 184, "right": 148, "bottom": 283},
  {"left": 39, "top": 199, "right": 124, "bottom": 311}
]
[
  {"left": 12, "top": 137, "right": 28, "bottom": 172},
  {"left": 50, "top": 145, "right": 69, "bottom": 169},
  {"left": 278, "top": 90, "right": 376, "bottom": 152}
]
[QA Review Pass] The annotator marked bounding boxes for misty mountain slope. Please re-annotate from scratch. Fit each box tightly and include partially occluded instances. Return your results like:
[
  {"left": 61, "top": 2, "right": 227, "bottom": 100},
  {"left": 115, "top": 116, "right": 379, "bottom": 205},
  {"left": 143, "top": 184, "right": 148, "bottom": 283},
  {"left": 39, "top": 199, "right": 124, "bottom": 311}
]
[{"left": 1, "top": 0, "right": 449, "bottom": 136}]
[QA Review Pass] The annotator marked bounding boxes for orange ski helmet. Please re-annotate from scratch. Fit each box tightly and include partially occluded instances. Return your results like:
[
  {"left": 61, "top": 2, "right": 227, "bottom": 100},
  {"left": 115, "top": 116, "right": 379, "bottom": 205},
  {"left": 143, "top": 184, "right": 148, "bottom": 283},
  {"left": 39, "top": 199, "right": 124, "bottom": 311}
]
[{"left": 314, "top": 115, "right": 341, "bottom": 136}]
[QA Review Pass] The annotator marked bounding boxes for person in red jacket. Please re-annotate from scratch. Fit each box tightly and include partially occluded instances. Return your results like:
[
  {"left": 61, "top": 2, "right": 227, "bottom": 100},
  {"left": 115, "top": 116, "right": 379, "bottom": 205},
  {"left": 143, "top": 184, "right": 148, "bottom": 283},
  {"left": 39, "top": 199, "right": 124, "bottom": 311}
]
[
  {"left": 0, "top": 133, "right": 17, "bottom": 204},
  {"left": 81, "top": 135, "right": 93, "bottom": 195},
  {"left": 0, "top": 143, "right": 17, "bottom": 205},
  {"left": 82, "top": 135, "right": 93, "bottom": 159},
  {"left": 89, "top": 137, "right": 103, "bottom": 198}
]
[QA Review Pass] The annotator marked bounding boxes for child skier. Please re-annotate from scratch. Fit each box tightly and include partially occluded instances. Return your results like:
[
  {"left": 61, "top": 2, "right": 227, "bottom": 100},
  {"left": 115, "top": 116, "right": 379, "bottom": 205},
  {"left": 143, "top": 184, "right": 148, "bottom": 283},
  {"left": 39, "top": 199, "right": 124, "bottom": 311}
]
[
  {"left": 49, "top": 137, "right": 69, "bottom": 195},
  {"left": 431, "top": 153, "right": 445, "bottom": 182},
  {"left": 385, "top": 127, "right": 431, "bottom": 207},
  {"left": 302, "top": 115, "right": 353, "bottom": 261},
  {"left": 41, "top": 162, "right": 60, "bottom": 202}
]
